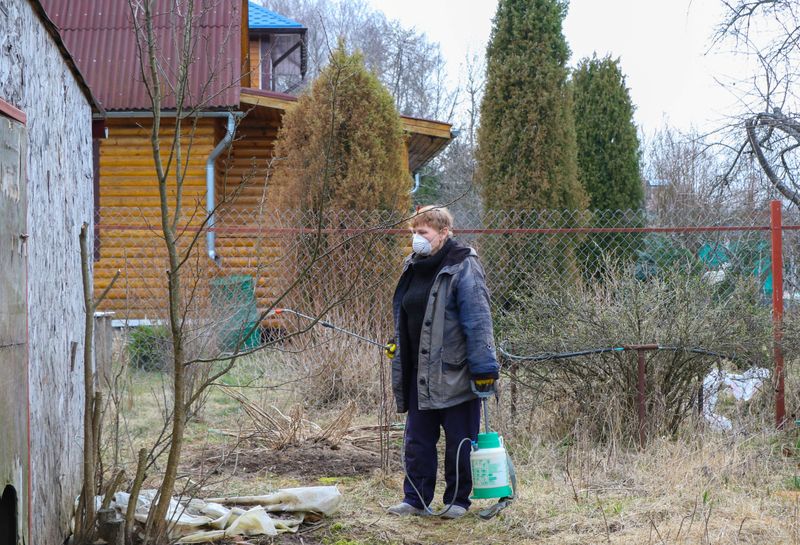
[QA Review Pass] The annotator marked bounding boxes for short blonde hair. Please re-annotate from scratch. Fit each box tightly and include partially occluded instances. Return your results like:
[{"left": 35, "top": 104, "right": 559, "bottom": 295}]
[{"left": 410, "top": 205, "right": 454, "bottom": 233}]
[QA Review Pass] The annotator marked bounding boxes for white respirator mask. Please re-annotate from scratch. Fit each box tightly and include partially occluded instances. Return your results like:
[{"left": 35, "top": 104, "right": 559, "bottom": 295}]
[{"left": 412, "top": 233, "right": 433, "bottom": 256}]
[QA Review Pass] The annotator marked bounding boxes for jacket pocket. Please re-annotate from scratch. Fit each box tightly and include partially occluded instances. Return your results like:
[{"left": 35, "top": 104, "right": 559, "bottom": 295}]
[
  {"left": 441, "top": 341, "right": 467, "bottom": 372},
  {"left": 442, "top": 360, "right": 465, "bottom": 372},
  {"left": 440, "top": 350, "right": 469, "bottom": 393}
]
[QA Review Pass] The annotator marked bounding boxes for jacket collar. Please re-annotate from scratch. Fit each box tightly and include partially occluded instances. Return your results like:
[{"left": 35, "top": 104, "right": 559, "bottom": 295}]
[{"left": 401, "top": 238, "right": 475, "bottom": 275}]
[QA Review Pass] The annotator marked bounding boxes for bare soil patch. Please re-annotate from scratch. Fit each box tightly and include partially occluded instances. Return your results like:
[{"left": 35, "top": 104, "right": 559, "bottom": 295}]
[
  {"left": 189, "top": 440, "right": 388, "bottom": 481},
  {"left": 218, "top": 533, "right": 326, "bottom": 545},
  {"left": 258, "top": 441, "right": 384, "bottom": 478}
]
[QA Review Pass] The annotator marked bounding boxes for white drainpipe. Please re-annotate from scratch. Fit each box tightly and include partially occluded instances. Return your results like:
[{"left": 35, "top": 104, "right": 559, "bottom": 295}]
[
  {"left": 206, "top": 113, "right": 237, "bottom": 264},
  {"left": 103, "top": 110, "right": 241, "bottom": 264},
  {"left": 410, "top": 171, "right": 420, "bottom": 194}
]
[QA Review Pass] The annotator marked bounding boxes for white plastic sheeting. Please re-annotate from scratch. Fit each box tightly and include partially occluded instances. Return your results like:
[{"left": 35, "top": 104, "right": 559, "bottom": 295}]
[
  {"left": 702, "top": 367, "right": 770, "bottom": 430},
  {"left": 205, "top": 487, "right": 344, "bottom": 514},
  {"left": 82, "top": 485, "right": 341, "bottom": 542}
]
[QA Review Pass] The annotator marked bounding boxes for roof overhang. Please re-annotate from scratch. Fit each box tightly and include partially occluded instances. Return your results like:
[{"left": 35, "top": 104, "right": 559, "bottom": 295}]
[
  {"left": 249, "top": 27, "right": 307, "bottom": 36},
  {"left": 240, "top": 87, "right": 453, "bottom": 172}
]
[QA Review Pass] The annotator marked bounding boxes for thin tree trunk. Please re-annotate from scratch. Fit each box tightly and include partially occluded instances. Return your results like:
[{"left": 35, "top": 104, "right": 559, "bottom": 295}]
[{"left": 78, "top": 224, "right": 96, "bottom": 543}]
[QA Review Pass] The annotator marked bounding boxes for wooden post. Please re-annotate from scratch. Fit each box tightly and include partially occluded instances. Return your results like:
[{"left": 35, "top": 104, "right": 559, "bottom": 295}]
[{"left": 94, "top": 312, "right": 114, "bottom": 388}]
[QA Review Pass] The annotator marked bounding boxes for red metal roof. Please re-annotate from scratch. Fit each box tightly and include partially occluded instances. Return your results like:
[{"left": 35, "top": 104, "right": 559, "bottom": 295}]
[{"left": 39, "top": 0, "right": 243, "bottom": 111}]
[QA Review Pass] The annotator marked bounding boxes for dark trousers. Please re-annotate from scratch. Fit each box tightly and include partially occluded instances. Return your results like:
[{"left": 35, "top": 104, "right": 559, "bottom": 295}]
[{"left": 403, "top": 377, "right": 481, "bottom": 509}]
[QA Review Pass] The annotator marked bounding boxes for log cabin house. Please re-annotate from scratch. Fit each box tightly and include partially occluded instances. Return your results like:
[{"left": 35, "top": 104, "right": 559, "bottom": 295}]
[{"left": 40, "top": 0, "right": 454, "bottom": 323}]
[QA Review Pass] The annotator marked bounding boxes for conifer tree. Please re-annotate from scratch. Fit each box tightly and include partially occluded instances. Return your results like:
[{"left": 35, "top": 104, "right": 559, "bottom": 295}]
[
  {"left": 476, "top": 0, "right": 587, "bottom": 210},
  {"left": 270, "top": 42, "right": 410, "bottom": 212},
  {"left": 573, "top": 55, "right": 643, "bottom": 210}
]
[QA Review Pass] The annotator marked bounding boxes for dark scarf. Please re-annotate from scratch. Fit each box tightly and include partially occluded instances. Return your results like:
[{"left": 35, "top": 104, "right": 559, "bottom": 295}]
[{"left": 400, "top": 238, "right": 454, "bottom": 371}]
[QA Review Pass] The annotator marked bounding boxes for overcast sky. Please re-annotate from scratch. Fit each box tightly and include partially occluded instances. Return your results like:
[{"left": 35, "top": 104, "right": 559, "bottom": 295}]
[{"left": 366, "top": 0, "right": 745, "bottom": 137}]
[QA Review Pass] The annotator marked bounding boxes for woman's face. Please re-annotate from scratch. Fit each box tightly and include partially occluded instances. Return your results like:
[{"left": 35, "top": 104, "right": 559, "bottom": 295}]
[{"left": 412, "top": 224, "right": 449, "bottom": 254}]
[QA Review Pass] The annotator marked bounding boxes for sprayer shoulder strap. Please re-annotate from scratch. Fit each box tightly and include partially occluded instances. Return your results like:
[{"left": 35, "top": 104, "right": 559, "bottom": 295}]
[
  {"left": 507, "top": 452, "right": 517, "bottom": 500},
  {"left": 477, "top": 453, "right": 516, "bottom": 520}
]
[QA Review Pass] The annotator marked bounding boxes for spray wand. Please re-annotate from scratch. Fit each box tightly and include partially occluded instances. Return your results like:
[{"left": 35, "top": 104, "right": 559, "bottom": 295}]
[{"left": 270, "top": 308, "right": 396, "bottom": 354}]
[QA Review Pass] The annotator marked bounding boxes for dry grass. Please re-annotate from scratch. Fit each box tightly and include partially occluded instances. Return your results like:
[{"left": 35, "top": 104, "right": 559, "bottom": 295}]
[
  {"left": 104, "top": 343, "right": 800, "bottom": 545},
  {"left": 308, "top": 430, "right": 799, "bottom": 545}
]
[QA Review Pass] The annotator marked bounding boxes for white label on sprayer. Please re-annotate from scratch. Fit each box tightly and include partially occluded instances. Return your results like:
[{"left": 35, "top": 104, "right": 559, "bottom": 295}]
[{"left": 470, "top": 448, "right": 509, "bottom": 488}]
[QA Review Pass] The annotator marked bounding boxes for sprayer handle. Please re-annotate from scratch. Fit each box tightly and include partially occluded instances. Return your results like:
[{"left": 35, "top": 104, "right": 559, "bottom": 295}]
[{"left": 472, "top": 378, "right": 496, "bottom": 398}]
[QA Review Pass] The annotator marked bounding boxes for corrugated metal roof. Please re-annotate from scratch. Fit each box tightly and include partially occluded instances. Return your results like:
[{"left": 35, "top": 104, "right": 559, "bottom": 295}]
[
  {"left": 248, "top": 2, "right": 303, "bottom": 29},
  {"left": 39, "top": 0, "right": 243, "bottom": 111}
]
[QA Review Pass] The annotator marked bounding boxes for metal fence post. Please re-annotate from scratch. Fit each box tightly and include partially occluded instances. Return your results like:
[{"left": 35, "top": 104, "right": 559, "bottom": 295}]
[
  {"left": 770, "top": 200, "right": 786, "bottom": 429},
  {"left": 637, "top": 348, "right": 646, "bottom": 448}
]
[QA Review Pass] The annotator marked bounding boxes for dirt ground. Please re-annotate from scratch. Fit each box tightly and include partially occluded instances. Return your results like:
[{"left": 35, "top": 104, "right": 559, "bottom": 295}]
[
  {"left": 185, "top": 440, "right": 387, "bottom": 481},
  {"left": 177, "top": 430, "right": 800, "bottom": 545}
]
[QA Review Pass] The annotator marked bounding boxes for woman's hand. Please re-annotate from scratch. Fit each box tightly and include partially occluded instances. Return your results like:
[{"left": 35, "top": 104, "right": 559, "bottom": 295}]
[{"left": 473, "top": 378, "right": 496, "bottom": 397}]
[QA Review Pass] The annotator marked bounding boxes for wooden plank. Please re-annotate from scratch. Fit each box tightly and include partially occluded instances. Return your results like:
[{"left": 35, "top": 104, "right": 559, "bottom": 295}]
[
  {"left": 99, "top": 196, "right": 205, "bottom": 207},
  {"left": 0, "top": 97, "right": 27, "bottom": 124},
  {"left": 100, "top": 156, "right": 214, "bottom": 169},
  {"left": 241, "top": 0, "right": 250, "bottom": 88},
  {"left": 240, "top": 91, "right": 295, "bottom": 111},
  {"left": 249, "top": 38, "right": 261, "bottom": 89},
  {"left": 400, "top": 116, "right": 453, "bottom": 139}
]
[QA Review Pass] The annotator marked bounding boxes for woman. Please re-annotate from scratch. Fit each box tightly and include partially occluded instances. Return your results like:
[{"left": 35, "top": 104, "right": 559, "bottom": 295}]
[{"left": 387, "top": 205, "right": 500, "bottom": 519}]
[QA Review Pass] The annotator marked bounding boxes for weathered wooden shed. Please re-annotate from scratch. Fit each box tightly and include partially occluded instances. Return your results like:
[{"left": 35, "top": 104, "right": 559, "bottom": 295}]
[
  {"left": 41, "top": 0, "right": 453, "bottom": 321},
  {"left": 0, "top": 1, "right": 101, "bottom": 544}
]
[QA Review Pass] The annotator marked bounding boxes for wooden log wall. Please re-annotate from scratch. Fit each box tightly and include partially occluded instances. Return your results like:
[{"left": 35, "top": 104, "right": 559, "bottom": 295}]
[
  {"left": 94, "top": 111, "right": 406, "bottom": 336},
  {"left": 95, "top": 114, "right": 293, "bottom": 323},
  {"left": 214, "top": 113, "right": 288, "bottom": 316},
  {"left": 94, "top": 117, "right": 217, "bottom": 322}
]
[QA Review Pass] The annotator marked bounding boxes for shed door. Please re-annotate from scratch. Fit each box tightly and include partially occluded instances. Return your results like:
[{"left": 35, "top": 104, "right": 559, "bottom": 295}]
[{"left": 0, "top": 113, "right": 29, "bottom": 545}]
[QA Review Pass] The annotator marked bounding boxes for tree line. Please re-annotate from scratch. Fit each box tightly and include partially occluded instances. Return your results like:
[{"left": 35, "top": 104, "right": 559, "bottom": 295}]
[{"left": 265, "top": 0, "right": 644, "bottom": 214}]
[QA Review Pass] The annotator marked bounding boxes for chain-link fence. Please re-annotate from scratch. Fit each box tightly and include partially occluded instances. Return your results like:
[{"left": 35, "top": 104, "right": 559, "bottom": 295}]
[
  {"left": 94, "top": 204, "right": 794, "bottom": 323},
  {"left": 95, "top": 202, "right": 798, "bottom": 433}
]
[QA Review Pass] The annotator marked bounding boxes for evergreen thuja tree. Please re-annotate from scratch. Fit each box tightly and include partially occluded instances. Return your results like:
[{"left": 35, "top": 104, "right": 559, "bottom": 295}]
[
  {"left": 270, "top": 42, "right": 410, "bottom": 213},
  {"left": 476, "top": 0, "right": 587, "bottom": 306},
  {"left": 573, "top": 54, "right": 643, "bottom": 211},
  {"left": 269, "top": 43, "right": 410, "bottom": 319},
  {"left": 476, "top": 0, "right": 587, "bottom": 211},
  {"left": 573, "top": 55, "right": 644, "bottom": 277}
]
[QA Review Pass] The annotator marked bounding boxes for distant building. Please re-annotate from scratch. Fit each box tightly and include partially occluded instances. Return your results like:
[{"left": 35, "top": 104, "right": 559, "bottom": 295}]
[{"left": 644, "top": 177, "right": 671, "bottom": 212}]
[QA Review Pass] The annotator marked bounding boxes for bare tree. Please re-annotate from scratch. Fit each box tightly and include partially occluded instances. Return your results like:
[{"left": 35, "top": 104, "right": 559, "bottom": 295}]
[
  {"left": 83, "top": 2, "right": 428, "bottom": 542},
  {"left": 429, "top": 51, "right": 485, "bottom": 218},
  {"left": 641, "top": 123, "right": 784, "bottom": 220},
  {"left": 263, "top": 0, "right": 458, "bottom": 121},
  {"left": 72, "top": 226, "right": 119, "bottom": 543},
  {"left": 712, "top": 1, "right": 800, "bottom": 207}
]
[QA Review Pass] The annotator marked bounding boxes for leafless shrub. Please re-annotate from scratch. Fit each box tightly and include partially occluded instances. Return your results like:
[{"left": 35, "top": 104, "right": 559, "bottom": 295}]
[
  {"left": 220, "top": 385, "right": 356, "bottom": 448},
  {"left": 496, "top": 259, "right": 774, "bottom": 444}
]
